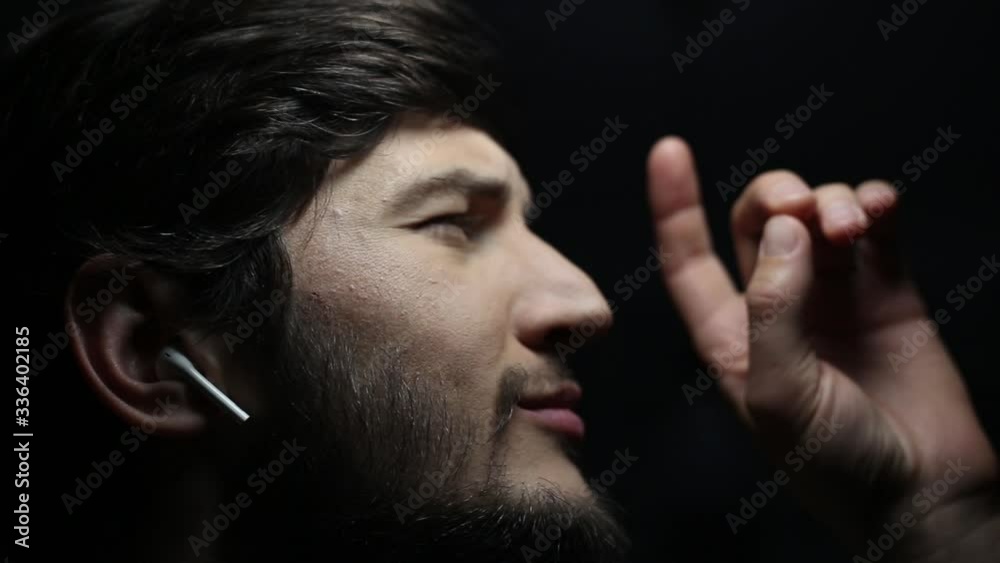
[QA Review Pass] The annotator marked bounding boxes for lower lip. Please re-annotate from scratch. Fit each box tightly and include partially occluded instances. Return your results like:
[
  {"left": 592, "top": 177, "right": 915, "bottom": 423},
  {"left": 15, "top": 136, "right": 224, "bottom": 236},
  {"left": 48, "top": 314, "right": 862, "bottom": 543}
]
[{"left": 518, "top": 407, "right": 585, "bottom": 441}]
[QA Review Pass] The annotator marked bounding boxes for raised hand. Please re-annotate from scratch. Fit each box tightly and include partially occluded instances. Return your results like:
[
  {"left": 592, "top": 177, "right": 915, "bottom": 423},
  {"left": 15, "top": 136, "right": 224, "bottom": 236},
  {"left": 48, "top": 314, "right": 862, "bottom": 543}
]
[{"left": 647, "top": 136, "right": 998, "bottom": 561}]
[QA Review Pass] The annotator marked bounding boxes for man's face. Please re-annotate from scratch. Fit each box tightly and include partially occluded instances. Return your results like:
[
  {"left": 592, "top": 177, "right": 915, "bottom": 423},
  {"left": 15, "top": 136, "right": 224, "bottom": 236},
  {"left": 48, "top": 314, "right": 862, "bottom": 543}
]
[
  {"left": 281, "top": 114, "right": 614, "bottom": 498},
  {"left": 232, "top": 114, "right": 628, "bottom": 560}
]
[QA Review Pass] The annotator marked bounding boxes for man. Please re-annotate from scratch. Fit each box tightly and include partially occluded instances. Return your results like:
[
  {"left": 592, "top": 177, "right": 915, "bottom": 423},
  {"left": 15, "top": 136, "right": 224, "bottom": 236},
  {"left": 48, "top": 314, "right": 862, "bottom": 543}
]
[{"left": 3, "top": 0, "right": 996, "bottom": 561}]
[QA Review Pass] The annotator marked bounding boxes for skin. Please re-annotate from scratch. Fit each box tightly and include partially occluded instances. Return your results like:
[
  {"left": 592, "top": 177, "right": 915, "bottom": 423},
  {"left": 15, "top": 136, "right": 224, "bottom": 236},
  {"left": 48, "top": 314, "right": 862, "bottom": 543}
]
[
  {"left": 649, "top": 137, "right": 999, "bottom": 560},
  {"left": 279, "top": 114, "right": 612, "bottom": 497},
  {"left": 66, "top": 113, "right": 614, "bottom": 550},
  {"left": 65, "top": 117, "right": 997, "bottom": 561}
]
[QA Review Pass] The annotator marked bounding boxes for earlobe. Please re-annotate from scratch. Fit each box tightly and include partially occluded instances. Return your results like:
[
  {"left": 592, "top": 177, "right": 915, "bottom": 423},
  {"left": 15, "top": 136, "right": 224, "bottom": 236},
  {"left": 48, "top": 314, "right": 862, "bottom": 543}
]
[{"left": 64, "top": 254, "right": 240, "bottom": 436}]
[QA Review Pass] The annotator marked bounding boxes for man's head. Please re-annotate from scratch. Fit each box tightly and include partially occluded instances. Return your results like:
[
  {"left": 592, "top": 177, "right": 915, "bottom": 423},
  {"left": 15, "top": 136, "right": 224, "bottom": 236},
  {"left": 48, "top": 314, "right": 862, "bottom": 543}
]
[{"left": 4, "top": 1, "right": 627, "bottom": 560}]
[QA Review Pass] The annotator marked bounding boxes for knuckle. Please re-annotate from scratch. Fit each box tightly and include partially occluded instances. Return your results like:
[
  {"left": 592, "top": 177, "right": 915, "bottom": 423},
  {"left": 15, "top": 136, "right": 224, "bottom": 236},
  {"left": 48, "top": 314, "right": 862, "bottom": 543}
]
[
  {"left": 733, "top": 170, "right": 810, "bottom": 225},
  {"left": 746, "top": 169, "right": 807, "bottom": 195},
  {"left": 813, "top": 182, "right": 854, "bottom": 196},
  {"left": 746, "top": 272, "right": 797, "bottom": 311}
]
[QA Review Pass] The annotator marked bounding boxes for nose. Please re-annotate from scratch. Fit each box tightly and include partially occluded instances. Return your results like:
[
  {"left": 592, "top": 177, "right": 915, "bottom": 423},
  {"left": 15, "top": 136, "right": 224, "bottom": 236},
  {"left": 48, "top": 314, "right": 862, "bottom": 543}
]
[{"left": 511, "top": 232, "right": 614, "bottom": 352}]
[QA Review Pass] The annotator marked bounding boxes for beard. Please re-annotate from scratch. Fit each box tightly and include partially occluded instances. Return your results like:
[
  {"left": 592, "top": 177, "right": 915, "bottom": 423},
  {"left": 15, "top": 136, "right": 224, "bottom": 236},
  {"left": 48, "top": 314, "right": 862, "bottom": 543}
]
[{"left": 213, "top": 293, "right": 629, "bottom": 563}]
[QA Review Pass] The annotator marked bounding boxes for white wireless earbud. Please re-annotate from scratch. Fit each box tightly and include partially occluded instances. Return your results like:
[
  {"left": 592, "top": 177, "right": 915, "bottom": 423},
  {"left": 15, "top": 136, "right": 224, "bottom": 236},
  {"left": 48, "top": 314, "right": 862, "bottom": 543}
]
[{"left": 157, "top": 346, "right": 250, "bottom": 423}]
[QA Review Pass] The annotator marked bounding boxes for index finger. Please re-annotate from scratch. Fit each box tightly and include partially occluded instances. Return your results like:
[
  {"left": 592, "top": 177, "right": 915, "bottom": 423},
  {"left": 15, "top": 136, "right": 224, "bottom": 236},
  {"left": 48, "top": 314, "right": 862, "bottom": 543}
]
[{"left": 647, "top": 137, "right": 739, "bottom": 349}]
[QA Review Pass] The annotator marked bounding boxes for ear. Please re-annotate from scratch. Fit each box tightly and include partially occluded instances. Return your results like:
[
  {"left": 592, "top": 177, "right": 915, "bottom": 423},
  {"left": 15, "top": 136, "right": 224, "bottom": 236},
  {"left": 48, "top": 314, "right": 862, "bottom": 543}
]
[{"left": 65, "top": 254, "right": 245, "bottom": 436}]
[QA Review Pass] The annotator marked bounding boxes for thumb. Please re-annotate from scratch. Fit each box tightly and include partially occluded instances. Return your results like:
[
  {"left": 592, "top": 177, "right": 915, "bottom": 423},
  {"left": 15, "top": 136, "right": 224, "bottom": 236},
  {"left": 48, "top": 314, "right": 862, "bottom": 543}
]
[{"left": 744, "top": 215, "right": 821, "bottom": 431}]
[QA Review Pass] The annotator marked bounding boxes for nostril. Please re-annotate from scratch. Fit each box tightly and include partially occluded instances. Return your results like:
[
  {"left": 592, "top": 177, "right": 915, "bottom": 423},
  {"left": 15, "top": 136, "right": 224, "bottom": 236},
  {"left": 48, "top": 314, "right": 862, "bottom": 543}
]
[{"left": 512, "top": 237, "right": 615, "bottom": 352}]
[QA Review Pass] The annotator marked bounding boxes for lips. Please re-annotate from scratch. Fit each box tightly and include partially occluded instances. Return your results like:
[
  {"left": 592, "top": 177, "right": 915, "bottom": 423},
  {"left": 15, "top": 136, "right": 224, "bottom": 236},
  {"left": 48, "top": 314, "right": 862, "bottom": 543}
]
[{"left": 516, "top": 382, "right": 585, "bottom": 441}]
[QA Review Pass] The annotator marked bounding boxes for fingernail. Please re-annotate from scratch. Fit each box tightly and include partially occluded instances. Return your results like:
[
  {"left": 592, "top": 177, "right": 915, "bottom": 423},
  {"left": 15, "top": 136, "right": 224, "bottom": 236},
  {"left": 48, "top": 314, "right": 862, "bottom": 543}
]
[{"left": 762, "top": 216, "right": 800, "bottom": 257}]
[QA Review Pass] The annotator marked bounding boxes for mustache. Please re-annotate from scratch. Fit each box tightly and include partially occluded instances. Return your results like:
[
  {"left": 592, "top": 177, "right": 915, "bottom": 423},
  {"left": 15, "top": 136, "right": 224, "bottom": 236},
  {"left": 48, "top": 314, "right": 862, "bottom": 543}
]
[{"left": 492, "top": 359, "right": 575, "bottom": 437}]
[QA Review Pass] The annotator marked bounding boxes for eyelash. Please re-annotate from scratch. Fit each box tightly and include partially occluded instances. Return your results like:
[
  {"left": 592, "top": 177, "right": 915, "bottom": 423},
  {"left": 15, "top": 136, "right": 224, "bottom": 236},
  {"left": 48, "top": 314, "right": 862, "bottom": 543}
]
[{"left": 418, "top": 213, "right": 482, "bottom": 242}]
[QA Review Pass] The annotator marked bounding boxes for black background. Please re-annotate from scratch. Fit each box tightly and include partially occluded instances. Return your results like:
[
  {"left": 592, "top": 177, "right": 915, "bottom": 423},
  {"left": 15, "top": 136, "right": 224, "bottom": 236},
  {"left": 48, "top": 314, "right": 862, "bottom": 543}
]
[{"left": 4, "top": 0, "right": 998, "bottom": 561}]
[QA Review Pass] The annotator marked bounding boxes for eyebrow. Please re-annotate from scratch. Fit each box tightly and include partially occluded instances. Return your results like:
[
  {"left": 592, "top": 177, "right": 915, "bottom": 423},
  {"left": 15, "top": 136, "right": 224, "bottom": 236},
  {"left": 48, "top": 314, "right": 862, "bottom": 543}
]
[{"left": 390, "top": 169, "right": 525, "bottom": 215}]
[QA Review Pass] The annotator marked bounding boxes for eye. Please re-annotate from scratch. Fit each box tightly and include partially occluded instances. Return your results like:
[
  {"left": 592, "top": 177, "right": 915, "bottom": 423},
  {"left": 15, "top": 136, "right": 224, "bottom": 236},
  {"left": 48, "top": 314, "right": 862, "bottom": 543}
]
[{"left": 416, "top": 213, "right": 481, "bottom": 243}]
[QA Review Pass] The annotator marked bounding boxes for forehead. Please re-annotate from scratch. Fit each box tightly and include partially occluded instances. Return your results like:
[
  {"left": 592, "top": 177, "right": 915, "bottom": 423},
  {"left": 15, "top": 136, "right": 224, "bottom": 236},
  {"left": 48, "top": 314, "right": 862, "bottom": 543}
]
[{"left": 326, "top": 114, "right": 528, "bottom": 212}]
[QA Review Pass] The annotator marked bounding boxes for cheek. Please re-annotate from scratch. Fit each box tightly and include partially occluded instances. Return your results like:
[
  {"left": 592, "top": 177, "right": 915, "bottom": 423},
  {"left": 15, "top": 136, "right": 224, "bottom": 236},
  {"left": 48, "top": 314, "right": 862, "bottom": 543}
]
[
  {"left": 313, "top": 241, "right": 508, "bottom": 396},
  {"left": 389, "top": 280, "right": 507, "bottom": 400}
]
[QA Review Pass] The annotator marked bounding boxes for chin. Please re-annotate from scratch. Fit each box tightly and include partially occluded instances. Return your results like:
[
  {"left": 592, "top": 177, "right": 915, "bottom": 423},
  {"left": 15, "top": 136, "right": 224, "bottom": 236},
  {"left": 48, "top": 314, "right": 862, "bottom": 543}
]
[{"left": 499, "top": 418, "right": 591, "bottom": 498}]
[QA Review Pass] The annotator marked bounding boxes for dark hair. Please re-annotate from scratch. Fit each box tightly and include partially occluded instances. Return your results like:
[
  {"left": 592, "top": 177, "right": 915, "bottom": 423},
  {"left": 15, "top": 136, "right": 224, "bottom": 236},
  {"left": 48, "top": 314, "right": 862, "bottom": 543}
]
[
  {"left": 1, "top": 2, "right": 500, "bottom": 545},
  {"left": 3, "top": 0, "right": 499, "bottom": 330}
]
